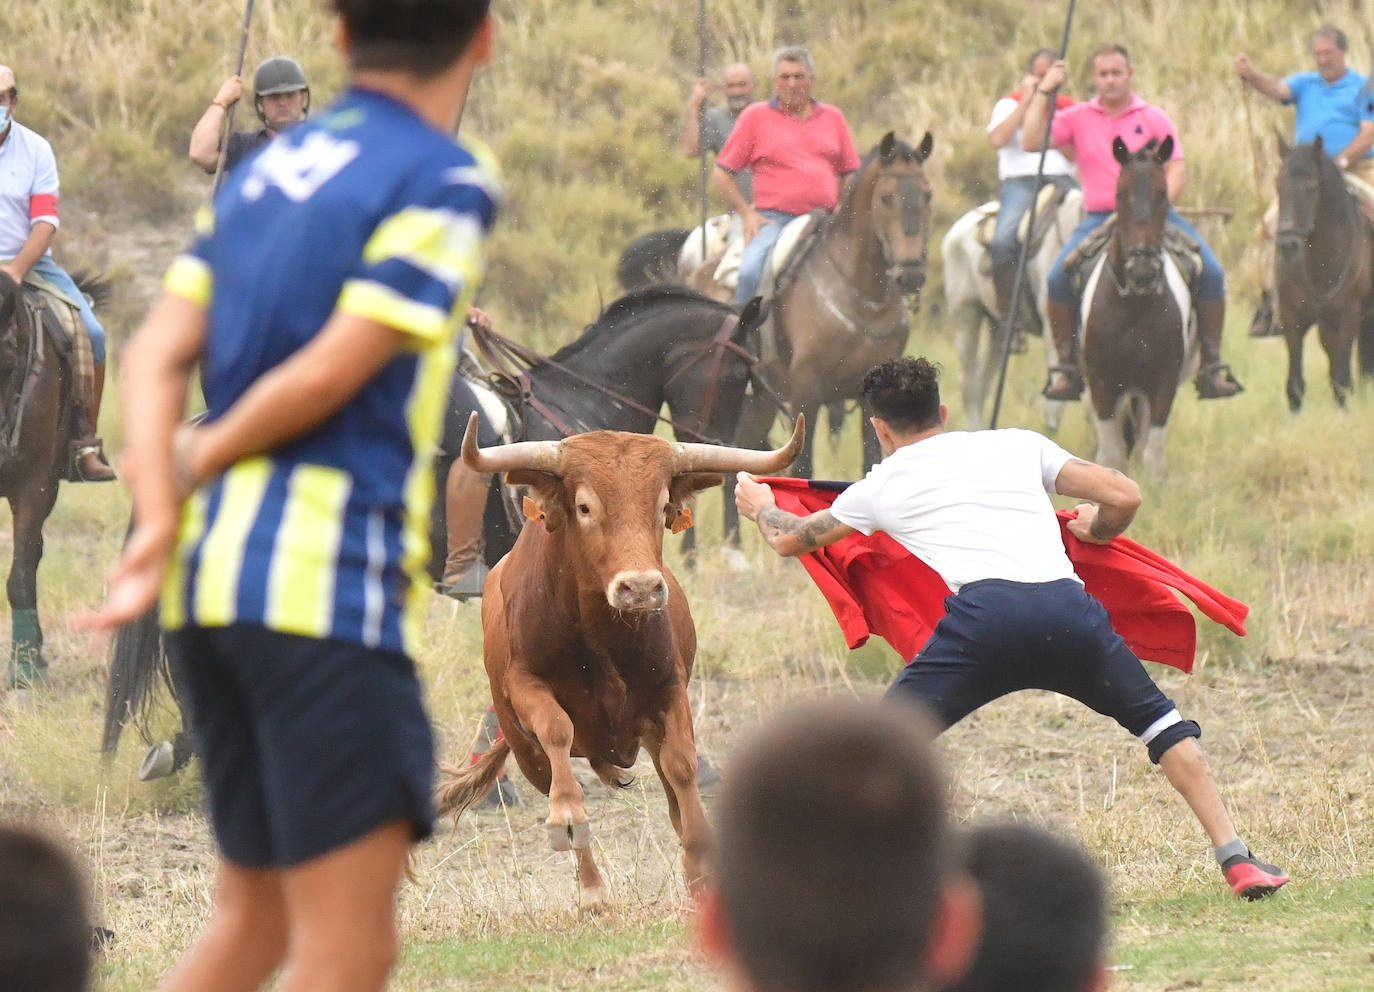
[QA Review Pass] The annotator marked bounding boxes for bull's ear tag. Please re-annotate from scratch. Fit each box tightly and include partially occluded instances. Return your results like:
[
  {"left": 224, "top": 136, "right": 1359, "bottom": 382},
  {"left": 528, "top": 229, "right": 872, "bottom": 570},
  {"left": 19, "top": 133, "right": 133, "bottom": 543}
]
[
  {"left": 523, "top": 496, "right": 547, "bottom": 523},
  {"left": 670, "top": 506, "right": 694, "bottom": 534}
]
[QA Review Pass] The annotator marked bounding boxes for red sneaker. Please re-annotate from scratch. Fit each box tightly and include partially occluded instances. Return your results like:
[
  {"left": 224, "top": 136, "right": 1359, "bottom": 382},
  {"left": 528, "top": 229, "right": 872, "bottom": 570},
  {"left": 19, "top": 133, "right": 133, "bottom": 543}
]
[{"left": 1222, "top": 853, "right": 1290, "bottom": 900}]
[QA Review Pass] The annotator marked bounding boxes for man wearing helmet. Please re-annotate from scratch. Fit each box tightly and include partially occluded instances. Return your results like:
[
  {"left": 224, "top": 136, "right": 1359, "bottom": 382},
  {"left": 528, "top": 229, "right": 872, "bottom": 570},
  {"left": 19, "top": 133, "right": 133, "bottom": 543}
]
[{"left": 189, "top": 55, "right": 310, "bottom": 174}]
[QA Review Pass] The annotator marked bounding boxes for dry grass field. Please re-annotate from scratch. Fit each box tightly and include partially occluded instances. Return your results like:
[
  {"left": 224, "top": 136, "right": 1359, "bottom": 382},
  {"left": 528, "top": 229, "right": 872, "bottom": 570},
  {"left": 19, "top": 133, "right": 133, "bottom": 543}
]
[{"left": 4, "top": 0, "right": 1374, "bottom": 989}]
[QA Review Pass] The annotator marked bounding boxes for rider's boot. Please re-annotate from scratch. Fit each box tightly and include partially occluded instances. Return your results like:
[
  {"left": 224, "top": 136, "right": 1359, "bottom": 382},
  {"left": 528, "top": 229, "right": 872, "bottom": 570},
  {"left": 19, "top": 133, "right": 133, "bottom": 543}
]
[
  {"left": 991, "top": 263, "right": 1029, "bottom": 354},
  {"left": 1195, "top": 299, "right": 1244, "bottom": 399},
  {"left": 1042, "top": 300, "right": 1084, "bottom": 401},
  {"left": 437, "top": 458, "right": 490, "bottom": 600},
  {"left": 73, "top": 361, "right": 116, "bottom": 483}
]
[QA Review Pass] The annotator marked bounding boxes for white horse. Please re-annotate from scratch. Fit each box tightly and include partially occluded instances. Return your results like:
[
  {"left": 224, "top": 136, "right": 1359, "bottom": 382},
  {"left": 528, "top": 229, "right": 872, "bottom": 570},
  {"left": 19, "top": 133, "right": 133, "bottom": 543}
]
[{"left": 945, "top": 187, "right": 1083, "bottom": 430}]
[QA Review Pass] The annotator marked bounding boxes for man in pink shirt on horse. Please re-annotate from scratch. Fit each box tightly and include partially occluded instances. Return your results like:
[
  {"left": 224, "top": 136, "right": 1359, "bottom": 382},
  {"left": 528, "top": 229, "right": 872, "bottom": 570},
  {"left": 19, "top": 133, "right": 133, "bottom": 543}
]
[
  {"left": 1023, "top": 43, "right": 1243, "bottom": 402},
  {"left": 714, "top": 45, "right": 861, "bottom": 306}
]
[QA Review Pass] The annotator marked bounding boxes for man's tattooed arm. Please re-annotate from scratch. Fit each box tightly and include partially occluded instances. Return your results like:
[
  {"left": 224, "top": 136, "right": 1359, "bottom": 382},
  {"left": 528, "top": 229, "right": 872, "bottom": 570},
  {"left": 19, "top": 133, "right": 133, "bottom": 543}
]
[{"left": 755, "top": 506, "right": 855, "bottom": 557}]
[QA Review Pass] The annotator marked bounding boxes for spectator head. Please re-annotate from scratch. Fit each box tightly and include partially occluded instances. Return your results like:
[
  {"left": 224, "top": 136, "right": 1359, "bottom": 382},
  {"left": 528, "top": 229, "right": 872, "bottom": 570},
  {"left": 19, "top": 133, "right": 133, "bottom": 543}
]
[
  {"left": 944, "top": 823, "right": 1108, "bottom": 992},
  {"left": 332, "top": 0, "right": 494, "bottom": 80},
  {"left": 0, "top": 825, "right": 93, "bottom": 992},
  {"left": 722, "top": 62, "right": 757, "bottom": 112},
  {"left": 1312, "top": 26, "right": 1349, "bottom": 81},
  {"left": 697, "top": 698, "right": 979, "bottom": 992}
]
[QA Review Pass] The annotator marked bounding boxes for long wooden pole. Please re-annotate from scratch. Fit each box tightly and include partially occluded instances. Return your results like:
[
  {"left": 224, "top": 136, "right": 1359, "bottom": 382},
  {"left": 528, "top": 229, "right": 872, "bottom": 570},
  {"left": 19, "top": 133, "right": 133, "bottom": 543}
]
[
  {"left": 697, "top": 0, "right": 709, "bottom": 259},
  {"left": 211, "top": 0, "right": 257, "bottom": 195},
  {"left": 1239, "top": 83, "right": 1269, "bottom": 298},
  {"left": 989, "top": 0, "right": 1077, "bottom": 430}
]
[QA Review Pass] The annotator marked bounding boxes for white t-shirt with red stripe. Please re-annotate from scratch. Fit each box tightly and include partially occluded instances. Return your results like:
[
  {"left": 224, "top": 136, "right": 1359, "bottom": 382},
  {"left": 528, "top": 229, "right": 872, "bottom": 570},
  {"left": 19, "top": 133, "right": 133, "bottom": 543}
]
[{"left": 0, "top": 121, "right": 60, "bottom": 259}]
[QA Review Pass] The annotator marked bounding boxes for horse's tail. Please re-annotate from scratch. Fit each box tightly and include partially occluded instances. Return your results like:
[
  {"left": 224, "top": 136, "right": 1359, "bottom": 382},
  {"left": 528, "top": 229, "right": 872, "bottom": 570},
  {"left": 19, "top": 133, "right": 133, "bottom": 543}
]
[
  {"left": 1114, "top": 390, "right": 1150, "bottom": 457},
  {"left": 617, "top": 229, "right": 691, "bottom": 290},
  {"left": 68, "top": 270, "right": 113, "bottom": 310},
  {"left": 434, "top": 738, "right": 512, "bottom": 821},
  {"left": 100, "top": 604, "right": 170, "bottom": 755}
]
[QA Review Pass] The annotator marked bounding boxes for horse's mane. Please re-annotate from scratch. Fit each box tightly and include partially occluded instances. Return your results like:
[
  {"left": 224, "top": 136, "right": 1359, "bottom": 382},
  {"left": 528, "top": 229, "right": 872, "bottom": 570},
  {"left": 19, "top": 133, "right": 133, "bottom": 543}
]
[
  {"left": 833, "top": 136, "right": 921, "bottom": 215},
  {"left": 545, "top": 285, "right": 731, "bottom": 365}
]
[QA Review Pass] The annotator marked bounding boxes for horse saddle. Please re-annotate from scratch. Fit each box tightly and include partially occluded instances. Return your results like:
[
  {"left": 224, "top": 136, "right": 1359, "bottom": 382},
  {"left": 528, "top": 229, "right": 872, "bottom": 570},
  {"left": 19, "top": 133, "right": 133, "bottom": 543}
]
[
  {"left": 677, "top": 213, "right": 735, "bottom": 279},
  {"left": 973, "top": 184, "right": 1073, "bottom": 272},
  {"left": 1063, "top": 216, "right": 1204, "bottom": 300},
  {"left": 20, "top": 283, "right": 80, "bottom": 359}
]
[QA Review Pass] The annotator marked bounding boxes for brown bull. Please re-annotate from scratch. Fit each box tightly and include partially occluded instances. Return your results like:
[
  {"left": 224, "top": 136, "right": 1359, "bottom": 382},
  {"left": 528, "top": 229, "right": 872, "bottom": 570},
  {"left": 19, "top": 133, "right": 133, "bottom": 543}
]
[{"left": 435, "top": 415, "right": 804, "bottom": 908}]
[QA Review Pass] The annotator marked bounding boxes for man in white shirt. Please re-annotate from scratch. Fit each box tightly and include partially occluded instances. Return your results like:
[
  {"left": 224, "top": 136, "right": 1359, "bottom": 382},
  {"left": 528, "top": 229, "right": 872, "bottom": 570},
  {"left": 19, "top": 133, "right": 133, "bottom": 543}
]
[
  {"left": 985, "top": 48, "right": 1077, "bottom": 343},
  {"left": 734, "top": 356, "right": 1289, "bottom": 901}
]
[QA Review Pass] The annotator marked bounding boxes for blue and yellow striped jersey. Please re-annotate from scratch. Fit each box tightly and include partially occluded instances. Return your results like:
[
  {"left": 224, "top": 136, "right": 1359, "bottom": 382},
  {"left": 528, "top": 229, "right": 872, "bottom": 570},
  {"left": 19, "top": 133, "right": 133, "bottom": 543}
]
[{"left": 159, "top": 87, "right": 501, "bottom": 656}]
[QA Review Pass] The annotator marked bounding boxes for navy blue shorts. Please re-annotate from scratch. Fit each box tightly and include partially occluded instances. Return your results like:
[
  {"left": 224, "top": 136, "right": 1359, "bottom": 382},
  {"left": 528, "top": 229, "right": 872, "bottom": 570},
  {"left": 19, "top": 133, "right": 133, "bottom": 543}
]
[
  {"left": 165, "top": 623, "right": 435, "bottom": 868},
  {"left": 885, "top": 579, "right": 1199, "bottom": 763}
]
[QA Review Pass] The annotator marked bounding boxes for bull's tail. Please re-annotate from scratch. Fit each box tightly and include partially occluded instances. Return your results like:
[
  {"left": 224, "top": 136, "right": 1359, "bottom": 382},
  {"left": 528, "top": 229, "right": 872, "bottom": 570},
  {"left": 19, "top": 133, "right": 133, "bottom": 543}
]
[
  {"left": 435, "top": 738, "right": 512, "bottom": 820},
  {"left": 101, "top": 604, "right": 169, "bottom": 755}
]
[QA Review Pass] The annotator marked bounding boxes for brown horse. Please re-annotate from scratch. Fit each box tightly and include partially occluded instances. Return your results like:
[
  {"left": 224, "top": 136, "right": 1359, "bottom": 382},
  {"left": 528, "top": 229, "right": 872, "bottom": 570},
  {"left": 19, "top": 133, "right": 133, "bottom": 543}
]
[
  {"left": 1081, "top": 137, "right": 1196, "bottom": 479},
  {"left": 732, "top": 131, "right": 934, "bottom": 478},
  {"left": 1274, "top": 135, "right": 1374, "bottom": 411},
  {"left": 0, "top": 272, "right": 80, "bottom": 687}
]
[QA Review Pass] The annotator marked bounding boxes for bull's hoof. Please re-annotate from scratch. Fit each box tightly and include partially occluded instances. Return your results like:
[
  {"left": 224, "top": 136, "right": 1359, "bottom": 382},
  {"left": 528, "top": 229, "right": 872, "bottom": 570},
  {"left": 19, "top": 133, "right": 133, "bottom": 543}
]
[
  {"left": 139, "top": 741, "right": 176, "bottom": 781},
  {"left": 578, "top": 885, "right": 610, "bottom": 914},
  {"left": 549, "top": 819, "right": 592, "bottom": 852}
]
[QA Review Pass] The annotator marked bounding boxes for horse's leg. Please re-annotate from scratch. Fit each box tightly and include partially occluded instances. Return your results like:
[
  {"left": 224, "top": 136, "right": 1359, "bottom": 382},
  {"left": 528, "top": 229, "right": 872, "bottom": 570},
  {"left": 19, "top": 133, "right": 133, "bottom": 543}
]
[
  {"left": 1283, "top": 322, "right": 1307, "bottom": 413},
  {"left": 953, "top": 304, "right": 989, "bottom": 430},
  {"left": 861, "top": 412, "right": 883, "bottom": 472},
  {"left": 8, "top": 482, "right": 57, "bottom": 687},
  {"left": 1319, "top": 312, "right": 1357, "bottom": 408}
]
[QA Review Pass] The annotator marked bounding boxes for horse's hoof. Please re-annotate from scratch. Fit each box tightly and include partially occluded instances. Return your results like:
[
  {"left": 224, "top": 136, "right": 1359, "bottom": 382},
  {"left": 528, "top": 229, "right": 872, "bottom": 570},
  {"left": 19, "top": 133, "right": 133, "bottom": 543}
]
[
  {"left": 139, "top": 741, "right": 176, "bottom": 781},
  {"left": 578, "top": 885, "right": 609, "bottom": 914},
  {"left": 548, "top": 819, "right": 591, "bottom": 852}
]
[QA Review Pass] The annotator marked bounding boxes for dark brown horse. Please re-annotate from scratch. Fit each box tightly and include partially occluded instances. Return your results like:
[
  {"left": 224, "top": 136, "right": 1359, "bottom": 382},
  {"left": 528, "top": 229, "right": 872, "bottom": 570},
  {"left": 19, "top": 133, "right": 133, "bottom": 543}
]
[
  {"left": 734, "top": 131, "right": 934, "bottom": 477},
  {"left": 1274, "top": 135, "right": 1374, "bottom": 411},
  {"left": 1081, "top": 137, "right": 1195, "bottom": 479},
  {"left": 0, "top": 271, "right": 80, "bottom": 687}
]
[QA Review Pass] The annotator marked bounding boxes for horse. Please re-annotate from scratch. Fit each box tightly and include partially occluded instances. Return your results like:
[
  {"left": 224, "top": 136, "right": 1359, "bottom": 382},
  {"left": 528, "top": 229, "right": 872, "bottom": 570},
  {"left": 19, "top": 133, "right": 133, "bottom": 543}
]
[
  {"left": 945, "top": 186, "right": 1083, "bottom": 430},
  {"left": 730, "top": 131, "right": 934, "bottom": 482},
  {"left": 103, "top": 286, "right": 766, "bottom": 773},
  {"left": 1079, "top": 136, "right": 1196, "bottom": 480},
  {"left": 617, "top": 227, "right": 692, "bottom": 291},
  {"left": 1274, "top": 135, "right": 1374, "bottom": 412},
  {"left": 0, "top": 271, "right": 99, "bottom": 688}
]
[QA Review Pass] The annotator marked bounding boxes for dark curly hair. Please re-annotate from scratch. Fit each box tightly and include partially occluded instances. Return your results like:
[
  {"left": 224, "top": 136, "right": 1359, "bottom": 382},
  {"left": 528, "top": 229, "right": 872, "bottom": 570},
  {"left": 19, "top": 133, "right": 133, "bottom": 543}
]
[
  {"left": 333, "top": 0, "right": 492, "bottom": 78},
  {"left": 860, "top": 357, "right": 942, "bottom": 433}
]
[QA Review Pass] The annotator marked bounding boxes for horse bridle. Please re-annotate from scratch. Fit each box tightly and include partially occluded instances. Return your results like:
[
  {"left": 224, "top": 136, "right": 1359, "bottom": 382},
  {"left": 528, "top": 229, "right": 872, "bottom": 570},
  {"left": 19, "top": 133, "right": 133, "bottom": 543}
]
[{"left": 1106, "top": 243, "right": 1166, "bottom": 297}]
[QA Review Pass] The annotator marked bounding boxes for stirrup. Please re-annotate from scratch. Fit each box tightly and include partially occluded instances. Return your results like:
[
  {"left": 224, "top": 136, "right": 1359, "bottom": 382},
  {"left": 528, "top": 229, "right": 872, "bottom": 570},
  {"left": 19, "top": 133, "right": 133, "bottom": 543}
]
[
  {"left": 1196, "top": 362, "right": 1244, "bottom": 399},
  {"left": 1042, "top": 364, "right": 1083, "bottom": 401}
]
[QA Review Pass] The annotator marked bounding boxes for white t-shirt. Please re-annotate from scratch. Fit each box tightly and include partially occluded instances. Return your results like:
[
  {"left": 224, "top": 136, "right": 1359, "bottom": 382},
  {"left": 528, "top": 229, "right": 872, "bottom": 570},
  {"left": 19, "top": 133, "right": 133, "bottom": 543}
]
[
  {"left": 829, "top": 429, "right": 1080, "bottom": 592},
  {"left": 987, "top": 97, "right": 1075, "bottom": 181},
  {"left": 0, "top": 122, "right": 59, "bottom": 259}
]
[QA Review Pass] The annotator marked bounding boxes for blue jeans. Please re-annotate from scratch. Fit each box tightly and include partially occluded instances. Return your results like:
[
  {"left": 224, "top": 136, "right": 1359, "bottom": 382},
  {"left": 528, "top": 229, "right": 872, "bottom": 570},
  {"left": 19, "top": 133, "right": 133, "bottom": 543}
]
[
  {"left": 734, "top": 209, "right": 800, "bottom": 305},
  {"left": 884, "top": 578, "right": 1201, "bottom": 765},
  {"left": 1047, "top": 209, "right": 1225, "bottom": 305},
  {"left": 29, "top": 255, "right": 106, "bottom": 363},
  {"left": 989, "top": 174, "right": 1076, "bottom": 268}
]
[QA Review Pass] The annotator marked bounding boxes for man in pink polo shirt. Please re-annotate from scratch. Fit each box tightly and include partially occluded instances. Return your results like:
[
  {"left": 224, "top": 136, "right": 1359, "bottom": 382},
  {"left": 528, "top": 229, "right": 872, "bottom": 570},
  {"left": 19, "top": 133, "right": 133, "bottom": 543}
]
[
  {"left": 1023, "top": 44, "right": 1242, "bottom": 402},
  {"left": 714, "top": 45, "right": 861, "bottom": 306}
]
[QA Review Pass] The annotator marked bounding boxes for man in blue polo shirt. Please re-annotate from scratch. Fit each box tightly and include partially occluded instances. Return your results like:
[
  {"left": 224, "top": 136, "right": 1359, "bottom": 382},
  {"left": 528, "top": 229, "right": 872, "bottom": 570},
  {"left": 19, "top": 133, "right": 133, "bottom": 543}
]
[
  {"left": 81, "top": 2, "right": 500, "bottom": 989},
  {"left": 1236, "top": 24, "right": 1374, "bottom": 335}
]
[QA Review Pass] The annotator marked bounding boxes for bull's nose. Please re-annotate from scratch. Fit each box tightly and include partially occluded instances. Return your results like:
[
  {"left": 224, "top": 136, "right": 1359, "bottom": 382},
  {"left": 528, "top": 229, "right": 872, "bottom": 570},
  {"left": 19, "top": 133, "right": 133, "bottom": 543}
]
[{"left": 607, "top": 571, "right": 669, "bottom": 612}]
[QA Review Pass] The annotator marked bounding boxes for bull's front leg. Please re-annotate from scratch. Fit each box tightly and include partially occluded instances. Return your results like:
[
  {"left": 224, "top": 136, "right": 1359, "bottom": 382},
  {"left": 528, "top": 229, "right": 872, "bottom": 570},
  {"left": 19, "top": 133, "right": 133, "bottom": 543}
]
[
  {"left": 645, "top": 685, "right": 713, "bottom": 894},
  {"left": 504, "top": 668, "right": 606, "bottom": 908}
]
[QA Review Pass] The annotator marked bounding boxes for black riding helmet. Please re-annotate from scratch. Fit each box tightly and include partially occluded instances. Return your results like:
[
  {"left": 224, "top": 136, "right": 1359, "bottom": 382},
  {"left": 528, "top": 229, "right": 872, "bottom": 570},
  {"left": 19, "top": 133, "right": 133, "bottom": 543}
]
[{"left": 252, "top": 56, "right": 311, "bottom": 127}]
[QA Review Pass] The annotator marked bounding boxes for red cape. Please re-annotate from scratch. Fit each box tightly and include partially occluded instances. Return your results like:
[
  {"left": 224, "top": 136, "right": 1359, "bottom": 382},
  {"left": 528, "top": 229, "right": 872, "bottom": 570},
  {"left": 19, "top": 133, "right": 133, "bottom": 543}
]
[{"left": 763, "top": 479, "right": 1247, "bottom": 674}]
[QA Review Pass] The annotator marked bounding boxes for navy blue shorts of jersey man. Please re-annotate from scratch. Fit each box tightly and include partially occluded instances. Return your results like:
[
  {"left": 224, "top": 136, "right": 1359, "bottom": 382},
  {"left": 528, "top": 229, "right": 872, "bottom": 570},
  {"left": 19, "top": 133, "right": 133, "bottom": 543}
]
[
  {"left": 79, "top": 3, "right": 500, "bottom": 991},
  {"left": 733, "top": 356, "right": 1290, "bottom": 902}
]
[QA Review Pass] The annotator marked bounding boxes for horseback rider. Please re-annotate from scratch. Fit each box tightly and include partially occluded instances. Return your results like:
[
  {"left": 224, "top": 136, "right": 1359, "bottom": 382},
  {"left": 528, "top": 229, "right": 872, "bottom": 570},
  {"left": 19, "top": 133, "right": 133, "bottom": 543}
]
[
  {"left": 682, "top": 62, "right": 757, "bottom": 204},
  {"left": 1024, "top": 44, "right": 1243, "bottom": 402},
  {"left": 714, "top": 45, "right": 860, "bottom": 307},
  {"left": 1235, "top": 25, "right": 1374, "bottom": 337},
  {"left": 985, "top": 48, "right": 1078, "bottom": 350},
  {"left": 0, "top": 65, "right": 115, "bottom": 482},
  {"left": 189, "top": 56, "right": 311, "bottom": 174}
]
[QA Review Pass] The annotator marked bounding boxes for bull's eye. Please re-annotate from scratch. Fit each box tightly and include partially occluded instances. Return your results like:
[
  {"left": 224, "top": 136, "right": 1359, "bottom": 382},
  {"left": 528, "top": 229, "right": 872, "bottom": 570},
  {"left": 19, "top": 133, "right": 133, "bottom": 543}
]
[{"left": 578, "top": 503, "right": 592, "bottom": 516}]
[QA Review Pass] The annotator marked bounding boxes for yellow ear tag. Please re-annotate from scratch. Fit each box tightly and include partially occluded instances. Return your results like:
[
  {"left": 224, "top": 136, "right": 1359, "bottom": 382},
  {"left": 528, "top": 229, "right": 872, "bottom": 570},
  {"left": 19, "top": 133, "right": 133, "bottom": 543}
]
[
  {"left": 671, "top": 506, "right": 694, "bottom": 534},
  {"left": 523, "top": 496, "right": 547, "bottom": 523}
]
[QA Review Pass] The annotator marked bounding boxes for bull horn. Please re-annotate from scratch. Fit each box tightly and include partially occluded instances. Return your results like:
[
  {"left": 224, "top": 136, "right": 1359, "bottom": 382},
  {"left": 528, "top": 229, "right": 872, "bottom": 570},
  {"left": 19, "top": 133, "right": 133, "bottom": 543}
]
[
  {"left": 671, "top": 413, "right": 805, "bottom": 475},
  {"left": 460, "top": 413, "right": 564, "bottom": 475}
]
